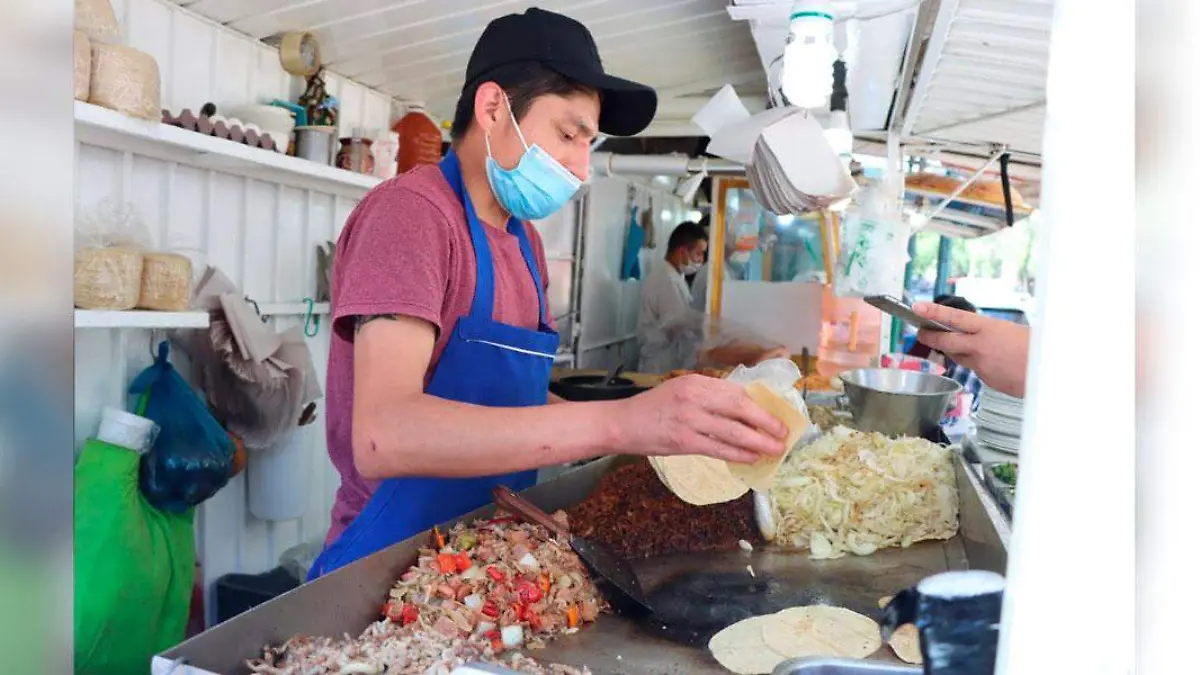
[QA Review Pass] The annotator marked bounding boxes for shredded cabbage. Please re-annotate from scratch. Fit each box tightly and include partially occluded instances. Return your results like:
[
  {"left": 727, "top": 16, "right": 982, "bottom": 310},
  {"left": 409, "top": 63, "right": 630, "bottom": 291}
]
[{"left": 770, "top": 426, "right": 959, "bottom": 560}]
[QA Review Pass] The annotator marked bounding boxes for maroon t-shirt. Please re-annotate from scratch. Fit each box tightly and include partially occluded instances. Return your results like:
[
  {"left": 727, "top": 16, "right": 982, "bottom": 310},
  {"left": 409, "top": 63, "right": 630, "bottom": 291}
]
[{"left": 324, "top": 164, "right": 553, "bottom": 545}]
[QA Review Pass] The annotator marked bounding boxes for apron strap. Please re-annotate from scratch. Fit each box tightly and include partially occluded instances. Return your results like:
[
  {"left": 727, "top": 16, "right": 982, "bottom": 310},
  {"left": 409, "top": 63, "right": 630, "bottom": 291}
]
[
  {"left": 439, "top": 151, "right": 550, "bottom": 328},
  {"left": 439, "top": 151, "right": 497, "bottom": 322},
  {"left": 508, "top": 219, "right": 552, "bottom": 331}
]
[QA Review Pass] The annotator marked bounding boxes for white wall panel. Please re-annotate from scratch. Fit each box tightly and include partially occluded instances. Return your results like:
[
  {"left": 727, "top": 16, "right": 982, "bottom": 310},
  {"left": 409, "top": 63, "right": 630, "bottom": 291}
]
[{"left": 74, "top": 0, "right": 396, "bottom": 627}]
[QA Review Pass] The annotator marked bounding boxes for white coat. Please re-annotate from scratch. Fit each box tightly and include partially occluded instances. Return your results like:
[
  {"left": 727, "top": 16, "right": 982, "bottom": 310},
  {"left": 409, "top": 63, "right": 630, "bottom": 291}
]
[{"left": 636, "top": 259, "right": 700, "bottom": 374}]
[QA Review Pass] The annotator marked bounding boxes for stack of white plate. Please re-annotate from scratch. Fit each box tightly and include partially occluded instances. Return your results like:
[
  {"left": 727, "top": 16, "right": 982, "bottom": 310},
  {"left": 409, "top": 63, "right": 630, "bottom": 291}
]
[{"left": 970, "top": 386, "right": 1025, "bottom": 456}]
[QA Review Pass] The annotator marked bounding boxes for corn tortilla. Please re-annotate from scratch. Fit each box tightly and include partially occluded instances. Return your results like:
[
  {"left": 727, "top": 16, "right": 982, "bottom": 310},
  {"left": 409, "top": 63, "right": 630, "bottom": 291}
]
[
  {"left": 650, "top": 454, "right": 748, "bottom": 506},
  {"left": 726, "top": 382, "right": 811, "bottom": 491},
  {"left": 760, "top": 606, "right": 882, "bottom": 660},
  {"left": 708, "top": 615, "right": 789, "bottom": 675},
  {"left": 888, "top": 624, "right": 923, "bottom": 664}
]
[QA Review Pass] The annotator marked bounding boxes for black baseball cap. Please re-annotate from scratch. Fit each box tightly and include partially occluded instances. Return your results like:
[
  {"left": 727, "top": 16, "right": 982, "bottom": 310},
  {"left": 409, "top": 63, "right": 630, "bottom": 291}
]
[{"left": 464, "top": 7, "right": 658, "bottom": 137}]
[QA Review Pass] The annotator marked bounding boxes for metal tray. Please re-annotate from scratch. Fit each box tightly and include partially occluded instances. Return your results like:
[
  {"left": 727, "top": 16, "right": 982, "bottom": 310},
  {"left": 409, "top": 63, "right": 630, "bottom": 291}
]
[
  {"left": 981, "top": 462, "right": 1017, "bottom": 519},
  {"left": 773, "top": 657, "right": 921, "bottom": 675},
  {"left": 156, "top": 453, "right": 1009, "bottom": 675}
]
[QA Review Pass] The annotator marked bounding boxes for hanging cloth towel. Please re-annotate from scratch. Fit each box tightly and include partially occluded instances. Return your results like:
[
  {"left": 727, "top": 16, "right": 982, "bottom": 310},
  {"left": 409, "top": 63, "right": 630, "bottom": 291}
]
[{"left": 620, "top": 206, "right": 645, "bottom": 280}]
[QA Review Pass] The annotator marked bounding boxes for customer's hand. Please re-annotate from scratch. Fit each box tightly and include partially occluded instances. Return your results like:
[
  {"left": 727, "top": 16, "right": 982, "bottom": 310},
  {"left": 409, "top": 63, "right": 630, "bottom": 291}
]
[
  {"left": 613, "top": 374, "right": 788, "bottom": 464},
  {"left": 913, "top": 303, "right": 1032, "bottom": 398}
]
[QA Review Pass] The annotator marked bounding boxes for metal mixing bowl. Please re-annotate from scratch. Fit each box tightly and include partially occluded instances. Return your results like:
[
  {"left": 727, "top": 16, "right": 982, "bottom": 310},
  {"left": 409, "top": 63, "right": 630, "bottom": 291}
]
[{"left": 839, "top": 368, "right": 962, "bottom": 438}]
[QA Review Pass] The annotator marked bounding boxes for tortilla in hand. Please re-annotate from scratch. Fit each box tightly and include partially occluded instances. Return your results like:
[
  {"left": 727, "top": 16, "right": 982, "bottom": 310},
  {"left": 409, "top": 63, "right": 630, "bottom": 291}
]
[{"left": 727, "top": 382, "right": 811, "bottom": 491}]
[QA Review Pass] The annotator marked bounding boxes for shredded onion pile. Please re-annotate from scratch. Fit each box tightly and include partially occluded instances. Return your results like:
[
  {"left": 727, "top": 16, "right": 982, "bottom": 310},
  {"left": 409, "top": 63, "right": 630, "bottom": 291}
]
[{"left": 770, "top": 426, "right": 959, "bottom": 559}]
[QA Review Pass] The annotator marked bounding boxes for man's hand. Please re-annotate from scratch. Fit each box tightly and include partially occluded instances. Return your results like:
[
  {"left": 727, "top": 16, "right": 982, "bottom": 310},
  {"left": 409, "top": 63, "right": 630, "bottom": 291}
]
[
  {"left": 611, "top": 374, "right": 788, "bottom": 465},
  {"left": 913, "top": 303, "right": 1031, "bottom": 398}
]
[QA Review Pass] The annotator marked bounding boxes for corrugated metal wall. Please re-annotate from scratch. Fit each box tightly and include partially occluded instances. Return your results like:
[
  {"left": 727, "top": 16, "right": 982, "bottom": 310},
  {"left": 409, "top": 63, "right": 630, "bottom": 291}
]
[{"left": 73, "top": 0, "right": 395, "bottom": 625}]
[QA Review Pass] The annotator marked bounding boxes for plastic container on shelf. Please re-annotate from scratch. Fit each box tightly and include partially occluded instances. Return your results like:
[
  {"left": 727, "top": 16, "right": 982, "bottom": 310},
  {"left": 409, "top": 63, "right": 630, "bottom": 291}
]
[
  {"left": 247, "top": 426, "right": 311, "bottom": 521},
  {"left": 393, "top": 103, "right": 444, "bottom": 174},
  {"left": 335, "top": 128, "right": 375, "bottom": 175},
  {"left": 96, "top": 406, "right": 159, "bottom": 453},
  {"left": 816, "top": 286, "right": 881, "bottom": 377},
  {"left": 372, "top": 130, "right": 399, "bottom": 179}
]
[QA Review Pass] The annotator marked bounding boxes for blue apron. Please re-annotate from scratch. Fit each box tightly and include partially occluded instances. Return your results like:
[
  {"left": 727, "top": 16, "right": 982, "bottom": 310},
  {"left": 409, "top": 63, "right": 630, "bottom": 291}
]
[{"left": 309, "top": 151, "right": 559, "bottom": 580}]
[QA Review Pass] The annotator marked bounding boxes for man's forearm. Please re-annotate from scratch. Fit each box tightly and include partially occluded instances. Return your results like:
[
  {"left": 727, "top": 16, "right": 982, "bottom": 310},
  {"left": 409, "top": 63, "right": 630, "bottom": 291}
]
[{"left": 353, "top": 394, "right": 621, "bottom": 479}]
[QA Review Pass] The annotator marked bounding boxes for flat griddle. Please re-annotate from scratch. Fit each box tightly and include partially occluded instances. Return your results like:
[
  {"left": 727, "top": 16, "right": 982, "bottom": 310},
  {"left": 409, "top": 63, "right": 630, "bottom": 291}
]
[
  {"left": 533, "top": 540, "right": 968, "bottom": 674},
  {"left": 155, "top": 454, "right": 1009, "bottom": 675}
]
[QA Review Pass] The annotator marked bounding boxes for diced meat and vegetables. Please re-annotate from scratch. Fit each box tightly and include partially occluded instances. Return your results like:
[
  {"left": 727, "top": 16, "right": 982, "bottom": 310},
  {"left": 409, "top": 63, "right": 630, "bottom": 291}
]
[
  {"left": 247, "top": 515, "right": 603, "bottom": 675},
  {"left": 566, "top": 459, "right": 762, "bottom": 559}
]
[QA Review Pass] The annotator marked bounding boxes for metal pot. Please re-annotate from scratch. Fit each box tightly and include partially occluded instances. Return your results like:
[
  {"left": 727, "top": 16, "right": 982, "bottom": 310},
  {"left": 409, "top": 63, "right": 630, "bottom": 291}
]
[
  {"left": 549, "top": 375, "right": 645, "bottom": 402},
  {"left": 839, "top": 368, "right": 962, "bottom": 439},
  {"left": 294, "top": 125, "right": 337, "bottom": 165}
]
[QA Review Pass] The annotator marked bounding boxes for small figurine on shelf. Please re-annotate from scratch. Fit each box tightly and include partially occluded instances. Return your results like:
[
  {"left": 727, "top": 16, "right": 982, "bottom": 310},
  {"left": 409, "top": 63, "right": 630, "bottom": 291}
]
[{"left": 299, "top": 67, "right": 339, "bottom": 128}]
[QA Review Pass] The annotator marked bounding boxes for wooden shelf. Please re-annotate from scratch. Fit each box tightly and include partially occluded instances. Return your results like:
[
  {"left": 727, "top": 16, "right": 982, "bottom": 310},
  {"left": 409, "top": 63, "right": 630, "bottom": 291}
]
[
  {"left": 75, "top": 101, "right": 383, "bottom": 199},
  {"left": 74, "top": 309, "right": 211, "bottom": 329}
]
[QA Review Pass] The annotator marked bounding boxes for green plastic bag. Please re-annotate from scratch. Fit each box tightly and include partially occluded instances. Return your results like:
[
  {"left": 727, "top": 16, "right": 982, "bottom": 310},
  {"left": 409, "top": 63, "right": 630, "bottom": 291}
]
[{"left": 74, "top": 440, "right": 195, "bottom": 675}]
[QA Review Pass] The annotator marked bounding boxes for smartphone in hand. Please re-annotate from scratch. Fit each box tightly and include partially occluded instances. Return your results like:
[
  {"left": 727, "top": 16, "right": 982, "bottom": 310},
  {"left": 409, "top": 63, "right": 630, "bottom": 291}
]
[{"left": 864, "top": 295, "right": 962, "bottom": 333}]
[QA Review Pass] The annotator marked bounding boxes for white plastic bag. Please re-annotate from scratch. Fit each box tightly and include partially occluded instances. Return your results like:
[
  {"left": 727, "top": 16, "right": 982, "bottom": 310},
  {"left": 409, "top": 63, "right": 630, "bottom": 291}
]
[
  {"left": 724, "top": 358, "right": 823, "bottom": 450},
  {"left": 834, "top": 183, "right": 911, "bottom": 297}
]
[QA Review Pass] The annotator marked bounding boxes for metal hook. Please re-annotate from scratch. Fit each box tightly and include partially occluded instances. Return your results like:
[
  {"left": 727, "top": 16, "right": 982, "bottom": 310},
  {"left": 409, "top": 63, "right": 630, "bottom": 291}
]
[
  {"left": 244, "top": 296, "right": 268, "bottom": 323},
  {"left": 302, "top": 297, "right": 320, "bottom": 338},
  {"left": 148, "top": 328, "right": 163, "bottom": 359}
]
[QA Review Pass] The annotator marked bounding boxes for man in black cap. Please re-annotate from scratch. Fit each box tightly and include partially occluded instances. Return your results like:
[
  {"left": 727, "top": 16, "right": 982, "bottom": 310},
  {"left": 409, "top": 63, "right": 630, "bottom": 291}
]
[{"left": 309, "top": 8, "right": 790, "bottom": 580}]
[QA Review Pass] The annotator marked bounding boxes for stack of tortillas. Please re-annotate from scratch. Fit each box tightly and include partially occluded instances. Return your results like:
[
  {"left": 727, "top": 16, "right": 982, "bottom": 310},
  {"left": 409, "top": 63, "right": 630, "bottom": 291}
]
[
  {"left": 650, "top": 381, "right": 811, "bottom": 506},
  {"left": 709, "top": 605, "right": 883, "bottom": 674}
]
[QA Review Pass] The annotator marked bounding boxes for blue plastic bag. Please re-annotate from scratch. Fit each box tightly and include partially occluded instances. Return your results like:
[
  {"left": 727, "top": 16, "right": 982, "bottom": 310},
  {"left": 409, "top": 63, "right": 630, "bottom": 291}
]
[{"left": 130, "top": 341, "right": 235, "bottom": 513}]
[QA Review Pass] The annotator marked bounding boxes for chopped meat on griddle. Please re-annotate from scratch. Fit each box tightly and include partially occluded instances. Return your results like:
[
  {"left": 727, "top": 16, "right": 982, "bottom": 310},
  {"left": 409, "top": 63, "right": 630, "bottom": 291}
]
[{"left": 566, "top": 459, "right": 762, "bottom": 559}]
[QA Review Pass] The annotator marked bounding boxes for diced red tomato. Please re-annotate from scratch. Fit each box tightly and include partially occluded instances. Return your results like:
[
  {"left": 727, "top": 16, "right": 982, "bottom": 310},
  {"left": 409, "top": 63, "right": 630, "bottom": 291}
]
[
  {"left": 383, "top": 602, "right": 404, "bottom": 622},
  {"left": 526, "top": 611, "right": 543, "bottom": 632},
  {"left": 481, "top": 600, "right": 500, "bottom": 618},
  {"left": 454, "top": 551, "right": 472, "bottom": 573},
  {"left": 486, "top": 565, "right": 506, "bottom": 582},
  {"left": 388, "top": 603, "right": 417, "bottom": 626},
  {"left": 514, "top": 579, "right": 543, "bottom": 604},
  {"left": 436, "top": 553, "right": 458, "bottom": 575}
]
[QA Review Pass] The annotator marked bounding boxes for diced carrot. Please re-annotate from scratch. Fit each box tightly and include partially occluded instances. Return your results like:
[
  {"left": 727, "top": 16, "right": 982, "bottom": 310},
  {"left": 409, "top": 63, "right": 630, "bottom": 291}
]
[
  {"left": 537, "top": 574, "right": 551, "bottom": 593},
  {"left": 436, "top": 553, "right": 457, "bottom": 575},
  {"left": 567, "top": 605, "right": 580, "bottom": 628}
]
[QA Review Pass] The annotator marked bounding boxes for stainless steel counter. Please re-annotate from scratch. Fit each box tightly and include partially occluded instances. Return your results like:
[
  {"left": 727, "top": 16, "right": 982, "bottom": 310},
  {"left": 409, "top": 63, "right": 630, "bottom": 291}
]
[{"left": 157, "top": 453, "right": 1008, "bottom": 675}]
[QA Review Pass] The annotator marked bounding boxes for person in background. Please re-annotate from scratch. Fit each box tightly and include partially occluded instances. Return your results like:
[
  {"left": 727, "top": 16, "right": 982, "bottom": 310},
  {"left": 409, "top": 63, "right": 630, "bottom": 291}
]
[
  {"left": 310, "top": 9, "right": 788, "bottom": 581},
  {"left": 637, "top": 221, "right": 708, "bottom": 373},
  {"left": 912, "top": 301, "right": 1032, "bottom": 399}
]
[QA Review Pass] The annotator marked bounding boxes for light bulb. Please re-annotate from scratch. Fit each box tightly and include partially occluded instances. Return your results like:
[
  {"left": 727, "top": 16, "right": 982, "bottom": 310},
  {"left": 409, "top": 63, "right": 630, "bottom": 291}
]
[
  {"left": 824, "top": 109, "right": 853, "bottom": 159},
  {"left": 781, "top": 4, "right": 836, "bottom": 109}
]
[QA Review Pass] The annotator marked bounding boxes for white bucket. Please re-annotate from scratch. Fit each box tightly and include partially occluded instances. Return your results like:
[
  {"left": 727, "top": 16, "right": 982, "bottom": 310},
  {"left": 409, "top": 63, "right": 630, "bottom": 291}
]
[
  {"left": 247, "top": 427, "right": 311, "bottom": 521},
  {"left": 96, "top": 406, "right": 158, "bottom": 453}
]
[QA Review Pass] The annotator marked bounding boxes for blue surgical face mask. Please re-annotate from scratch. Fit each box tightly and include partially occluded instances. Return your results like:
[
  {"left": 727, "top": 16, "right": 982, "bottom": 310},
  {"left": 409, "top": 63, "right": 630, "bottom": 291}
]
[{"left": 485, "top": 96, "right": 582, "bottom": 221}]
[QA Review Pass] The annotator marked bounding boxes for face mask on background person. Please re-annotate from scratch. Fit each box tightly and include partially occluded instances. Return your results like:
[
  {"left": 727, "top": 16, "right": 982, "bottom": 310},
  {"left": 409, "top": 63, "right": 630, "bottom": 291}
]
[{"left": 485, "top": 94, "right": 582, "bottom": 221}]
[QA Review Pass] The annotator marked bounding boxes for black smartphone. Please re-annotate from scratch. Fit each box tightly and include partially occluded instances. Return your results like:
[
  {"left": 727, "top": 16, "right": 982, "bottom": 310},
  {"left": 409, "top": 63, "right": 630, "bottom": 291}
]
[{"left": 864, "top": 295, "right": 961, "bottom": 333}]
